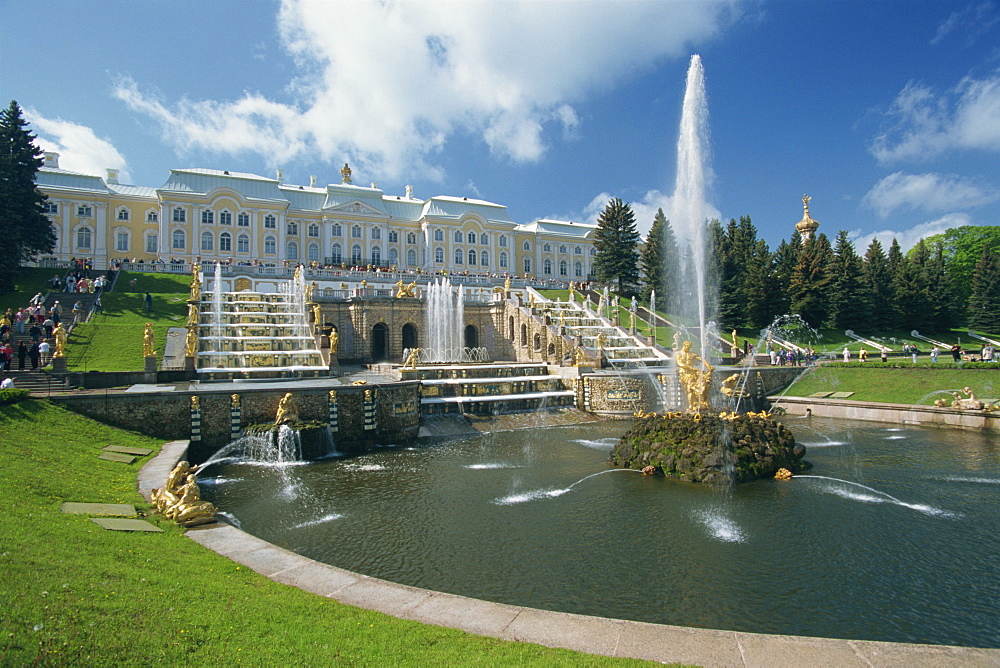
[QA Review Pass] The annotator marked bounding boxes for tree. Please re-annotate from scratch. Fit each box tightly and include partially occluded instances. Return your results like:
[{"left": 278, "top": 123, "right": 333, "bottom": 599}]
[
  {"left": 788, "top": 233, "right": 832, "bottom": 328},
  {"left": 0, "top": 100, "right": 55, "bottom": 292},
  {"left": 920, "top": 225, "right": 1000, "bottom": 310},
  {"left": 639, "top": 208, "right": 678, "bottom": 304},
  {"left": 861, "top": 239, "right": 894, "bottom": 331},
  {"left": 826, "top": 230, "right": 867, "bottom": 329},
  {"left": 771, "top": 233, "right": 802, "bottom": 318},
  {"left": 967, "top": 245, "right": 1000, "bottom": 331},
  {"left": 592, "top": 197, "right": 640, "bottom": 294},
  {"left": 743, "top": 238, "right": 779, "bottom": 330}
]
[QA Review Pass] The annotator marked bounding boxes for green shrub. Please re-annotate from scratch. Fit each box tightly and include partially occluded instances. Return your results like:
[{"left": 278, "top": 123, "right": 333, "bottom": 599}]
[{"left": 0, "top": 388, "right": 30, "bottom": 405}]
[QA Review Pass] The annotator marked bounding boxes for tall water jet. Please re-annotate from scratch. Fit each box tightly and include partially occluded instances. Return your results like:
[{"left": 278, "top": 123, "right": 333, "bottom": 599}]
[
  {"left": 212, "top": 262, "right": 223, "bottom": 350},
  {"left": 670, "top": 54, "right": 714, "bottom": 357},
  {"left": 425, "top": 277, "right": 464, "bottom": 362}
]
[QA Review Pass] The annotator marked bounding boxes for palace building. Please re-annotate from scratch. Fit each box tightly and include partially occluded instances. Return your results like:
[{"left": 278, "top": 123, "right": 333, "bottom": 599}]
[{"left": 34, "top": 153, "right": 597, "bottom": 280}]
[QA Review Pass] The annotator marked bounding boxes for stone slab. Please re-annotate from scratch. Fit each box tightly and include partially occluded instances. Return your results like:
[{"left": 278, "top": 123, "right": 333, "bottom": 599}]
[
  {"left": 103, "top": 445, "right": 154, "bottom": 456},
  {"left": 809, "top": 391, "right": 834, "bottom": 398},
  {"left": 98, "top": 451, "right": 136, "bottom": 464},
  {"left": 408, "top": 592, "right": 522, "bottom": 637},
  {"left": 90, "top": 518, "right": 163, "bottom": 532},
  {"left": 615, "top": 621, "right": 744, "bottom": 665},
  {"left": 332, "top": 578, "right": 434, "bottom": 617},
  {"left": 829, "top": 391, "right": 855, "bottom": 398},
  {"left": 61, "top": 502, "right": 137, "bottom": 516},
  {"left": 499, "top": 608, "right": 621, "bottom": 657},
  {"left": 270, "top": 560, "right": 363, "bottom": 596}
]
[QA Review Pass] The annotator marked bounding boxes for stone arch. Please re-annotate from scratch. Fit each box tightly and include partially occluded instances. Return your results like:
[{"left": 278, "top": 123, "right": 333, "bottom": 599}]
[
  {"left": 533, "top": 333, "right": 541, "bottom": 351},
  {"left": 402, "top": 323, "right": 418, "bottom": 350},
  {"left": 464, "top": 324, "right": 478, "bottom": 349},
  {"left": 520, "top": 323, "right": 527, "bottom": 346},
  {"left": 371, "top": 323, "right": 389, "bottom": 362},
  {"left": 508, "top": 315, "right": 515, "bottom": 340}
]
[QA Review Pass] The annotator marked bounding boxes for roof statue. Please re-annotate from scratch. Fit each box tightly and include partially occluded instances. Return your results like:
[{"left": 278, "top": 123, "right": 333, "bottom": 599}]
[
  {"left": 340, "top": 163, "right": 352, "bottom": 184},
  {"left": 795, "top": 194, "right": 820, "bottom": 241}
]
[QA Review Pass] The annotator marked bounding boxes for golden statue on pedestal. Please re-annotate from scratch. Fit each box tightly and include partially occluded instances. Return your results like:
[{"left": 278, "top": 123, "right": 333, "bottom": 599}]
[
  {"left": 189, "top": 274, "right": 201, "bottom": 302},
  {"left": 187, "top": 303, "right": 200, "bottom": 328},
  {"left": 52, "top": 323, "right": 68, "bottom": 358},
  {"left": 402, "top": 348, "right": 420, "bottom": 370},
  {"left": 275, "top": 392, "right": 298, "bottom": 425},
  {"left": 143, "top": 323, "right": 156, "bottom": 358},
  {"left": 185, "top": 327, "right": 198, "bottom": 357},
  {"left": 151, "top": 461, "right": 216, "bottom": 527},
  {"left": 395, "top": 280, "right": 416, "bottom": 298},
  {"left": 312, "top": 303, "right": 322, "bottom": 326},
  {"left": 329, "top": 328, "right": 339, "bottom": 354},
  {"left": 674, "top": 337, "right": 715, "bottom": 412}
]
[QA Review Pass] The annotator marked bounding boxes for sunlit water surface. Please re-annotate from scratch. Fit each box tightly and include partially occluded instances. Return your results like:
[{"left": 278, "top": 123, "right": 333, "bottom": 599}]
[{"left": 202, "top": 418, "right": 1000, "bottom": 648}]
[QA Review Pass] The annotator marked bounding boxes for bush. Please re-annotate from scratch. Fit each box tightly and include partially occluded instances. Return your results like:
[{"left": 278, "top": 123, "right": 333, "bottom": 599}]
[
  {"left": 825, "top": 361, "right": 1000, "bottom": 370},
  {"left": 0, "top": 388, "right": 30, "bottom": 405}
]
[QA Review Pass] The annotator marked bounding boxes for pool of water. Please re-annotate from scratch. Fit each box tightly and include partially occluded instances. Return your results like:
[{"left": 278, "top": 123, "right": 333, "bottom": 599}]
[{"left": 201, "top": 417, "right": 1000, "bottom": 648}]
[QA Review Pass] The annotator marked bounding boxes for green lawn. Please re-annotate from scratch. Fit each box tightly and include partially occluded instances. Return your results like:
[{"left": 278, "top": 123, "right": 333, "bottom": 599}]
[
  {"left": 781, "top": 366, "right": 1000, "bottom": 405},
  {"left": 0, "top": 267, "right": 64, "bottom": 314},
  {"left": 0, "top": 399, "right": 651, "bottom": 666}
]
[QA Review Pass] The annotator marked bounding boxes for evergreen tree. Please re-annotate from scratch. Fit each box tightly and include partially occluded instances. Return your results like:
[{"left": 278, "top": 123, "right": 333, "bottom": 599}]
[
  {"left": 639, "top": 208, "right": 677, "bottom": 305},
  {"left": 743, "top": 238, "right": 779, "bottom": 330},
  {"left": 924, "top": 241, "right": 954, "bottom": 330},
  {"left": 592, "top": 197, "right": 640, "bottom": 294},
  {"left": 826, "top": 230, "right": 867, "bottom": 329},
  {"left": 788, "top": 233, "right": 832, "bottom": 328},
  {"left": 861, "top": 239, "right": 894, "bottom": 331},
  {"left": 968, "top": 245, "right": 1000, "bottom": 331},
  {"left": 892, "top": 240, "right": 934, "bottom": 331},
  {"left": 771, "top": 233, "right": 802, "bottom": 318},
  {"left": 886, "top": 238, "right": 907, "bottom": 328},
  {"left": 0, "top": 100, "right": 55, "bottom": 292},
  {"left": 716, "top": 218, "right": 745, "bottom": 328}
]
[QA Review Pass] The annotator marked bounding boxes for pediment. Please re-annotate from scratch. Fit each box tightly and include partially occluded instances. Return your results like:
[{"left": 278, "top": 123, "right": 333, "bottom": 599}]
[{"left": 326, "top": 200, "right": 387, "bottom": 217}]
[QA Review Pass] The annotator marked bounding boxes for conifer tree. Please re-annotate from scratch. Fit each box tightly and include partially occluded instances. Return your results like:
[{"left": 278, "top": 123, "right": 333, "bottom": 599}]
[
  {"left": 968, "top": 245, "right": 1000, "bottom": 331},
  {"left": 639, "top": 208, "right": 678, "bottom": 305},
  {"left": 0, "top": 100, "right": 55, "bottom": 292},
  {"left": 771, "top": 233, "right": 802, "bottom": 318},
  {"left": 592, "top": 198, "right": 640, "bottom": 294},
  {"left": 826, "top": 231, "right": 867, "bottom": 329},
  {"left": 862, "top": 239, "right": 894, "bottom": 331},
  {"left": 744, "top": 238, "right": 779, "bottom": 330},
  {"left": 788, "top": 233, "right": 832, "bottom": 328}
]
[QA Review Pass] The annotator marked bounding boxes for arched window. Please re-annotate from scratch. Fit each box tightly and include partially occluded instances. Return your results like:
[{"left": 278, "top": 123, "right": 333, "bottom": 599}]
[
  {"left": 201, "top": 231, "right": 214, "bottom": 251},
  {"left": 264, "top": 236, "right": 276, "bottom": 254},
  {"left": 559, "top": 260, "right": 567, "bottom": 276},
  {"left": 508, "top": 316, "right": 515, "bottom": 340},
  {"left": 371, "top": 245, "right": 381, "bottom": 265},
  {"left": 520, "top": 324, "right": 527, "bottom": 346},
  {"left": 543, "top": 243, "right": 551, "bottom": 252},
  {"left": 481, "top": 233, "right": 489, "bottom": 245},
  {"left": 543, "top": 259, "right": 552, "bottom": 275},
  {"left": 388, "top": 230, "right": 398, "bottom": 243},
  {"left": 533, "top": 333, "right": 541, "bottom": 351},
  {"left": 407, "top": 249, "right": 416, "bottom": 266},
  {"left": 407, "top": 232, "right": 416, "bottom": 244},
  {"left": 454, "top": 248, "right": 463, "bottom": 265},
  {"left": 434, "top": 229, "right": 444, "bottom": 241},
  {"left": 331, "top": 223, "right": 342, "bottom": 236},
  {"left": 237, "top": 234, "right": 250, "bottom": 253},
  {"left": 499, "top": 236, "right": 508, "bottom": 247},
  {"left": 308, "top": 243, "right": 319, "bottom": 262},
  {"left": 454, "top": 230, "right": 463, "bottom": 243},
  {"left": 387, "top": 248, "right": 398, "bottom": 265},
  {"left": 468, "top": 249, "right": 477, "bottom": 265},
  {"left": 264, "top": 214, "right": 276, "bottom": 229},
  {"left": 480, "top": 250, "right": 489, "bottom": 266},
  {"left": 308, "top": 223, "right": 320, "bottom": 237},
  {"left": 286, "top": 241, "right": 298, "bottom": 260},
  {"left": 115, "top": 229, "right": 129, "bottom": 252},
  {"left": 559, "top": 245, "right": 566, "bottom": 254},
  {"left": 287, "top": 221, "right": 298, "bottom": 235},
  {"left": 171, "top": 229, "right": 185, "bottom": 250},
  {"left": 220, "top": 232, "right": 232, "bottom": 252},
  {"left": 352, "top": 225, "right": 362, "bottom": 238},
  {"left": 575, "top": 246, "right": 582, "bottom": 255},
  {"left": 172, "top": 207, "right": 185, "bottom": 223},
  {"left": 76, "top": 226, "right": 92, "bottom": 249},
  {"left": 146, "top": 210, "right": 158, "bottom": 223},
  {"left": 145, "top": 233, "right": 158, "bottom": 253},
  {"left": 330, "top": 244, "right": 342, "bottom": 264},
  {"left": 434, "top": 247, "right": 444, "bottom": 263},
  {"left": 467, "top": 231, "right": 476, "bottom": 244},
  {"left": 237, "top": 212, "right": 250, "bottom": 227},
  {"left": 201, "top": 210, "right": 214, "bottom": 225},
  {"left": 575, "top": 261, "right": 583, "bottom": 277},
  {"left": 219, "top": 210, "right": 232, "bottom": 225},
  {"left": 523, "top": 257, "right": 531, "bottom": 274},
  {"left": 523, "top": 240, "right": 531, "bottom": 251},
  {"left": 351, "top": 245, "right": 363, "bottom": 264},
  {"left": 117, "top": 208, "right": 129, "bottom": 221},
  {"left": 499, "top": 252, "right": 508, "bottom": 268},
  {"left": 371, "top": 227, "right": 381, "bottom": 240}
]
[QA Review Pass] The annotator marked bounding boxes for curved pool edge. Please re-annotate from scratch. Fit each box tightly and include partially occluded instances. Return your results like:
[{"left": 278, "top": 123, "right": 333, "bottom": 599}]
[{"left": 141, "top": 441, "right": 1000, "bottom": 666}]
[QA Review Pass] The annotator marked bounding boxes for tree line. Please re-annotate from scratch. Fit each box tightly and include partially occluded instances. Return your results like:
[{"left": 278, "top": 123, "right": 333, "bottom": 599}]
[{"left": 592, "top": 198, "right": 1000, "bottom": 333}]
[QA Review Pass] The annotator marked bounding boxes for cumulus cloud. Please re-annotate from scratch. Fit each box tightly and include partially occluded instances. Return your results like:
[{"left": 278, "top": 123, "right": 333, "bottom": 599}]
[
  {"left": 575, "top": 189, "right": 721, "bottom": 242},
  {"left": 863, "top": 171, "right": 999, "bottom": 217},
  {"left": 25, "top": 109, "right": 130, "bottom": 182},
  {"left": 848, "top": 213, "right": 970, "bottom": 254},
  {"left": 871, "top": 72, "right": 1000, "bottom": 162},
  {"left": 113, "top": 0, "right": 736, "bottom": 180}
]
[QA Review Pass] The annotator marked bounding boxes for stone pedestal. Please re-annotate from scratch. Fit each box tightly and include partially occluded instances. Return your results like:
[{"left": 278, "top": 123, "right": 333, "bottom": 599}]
[
  {"left": 184, "top": 356, "right": 196, "bottom": 372},
  {"left": 648, "top": 335, "right": 656, "bottom": 347},
  {"left": 328, "top": 354, "right": 340, "bottom": 376},
  {"left": 50, "top": 356, "right": 67, "bottom": 374},
  {"left": 144, "top": 356, "right": 157, "bottom": 373}
]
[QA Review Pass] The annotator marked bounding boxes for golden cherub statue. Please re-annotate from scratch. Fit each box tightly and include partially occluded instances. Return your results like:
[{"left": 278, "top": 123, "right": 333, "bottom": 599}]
[
  {"left": 151, "top": 461, "right": 216, "bottom": 527},
  {"left": 275, "top": 392, "right": 298, "bottom": 425},
  {"left": 395, "top": 280, "right": 416, "bottom": 298},
  {"left": 143, "top": 323, "right": 156, "bottom": 358}
]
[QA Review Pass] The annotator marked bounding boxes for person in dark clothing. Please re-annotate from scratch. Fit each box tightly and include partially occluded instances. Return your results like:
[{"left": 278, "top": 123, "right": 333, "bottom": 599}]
[
  {"left": 144, "top": 292, "right": 153, "bottom": 313},
  {"left": 29, "top": 323, "right": 41, "bottom": 343},
  {"left": 951, "top": 344, "right": 962, "bottom": 362},
  {"left": 17, "top": 341, "right": 26, "bottom": 371},
  {"left": 28, "top": 342, "right": 40, "bottom": 370}
]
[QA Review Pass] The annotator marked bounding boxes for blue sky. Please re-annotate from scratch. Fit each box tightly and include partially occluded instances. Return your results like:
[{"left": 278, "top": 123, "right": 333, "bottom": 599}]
[{"left": 3, "top": 0, "right": 998, "bottom": 251}]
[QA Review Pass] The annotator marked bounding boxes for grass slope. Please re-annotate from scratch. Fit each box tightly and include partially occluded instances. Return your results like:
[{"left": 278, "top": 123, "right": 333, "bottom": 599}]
[
  {"left": 0, "top": 399, "right": 651, "bottom": 666},
  {"left": 781, "top": 366, "right": 1000, "bottom": 405}
]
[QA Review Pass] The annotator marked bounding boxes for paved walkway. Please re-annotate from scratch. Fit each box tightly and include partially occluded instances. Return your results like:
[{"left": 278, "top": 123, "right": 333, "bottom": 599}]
[{"left": 140, "top": 442, "right": 1000, "bottom": 666}]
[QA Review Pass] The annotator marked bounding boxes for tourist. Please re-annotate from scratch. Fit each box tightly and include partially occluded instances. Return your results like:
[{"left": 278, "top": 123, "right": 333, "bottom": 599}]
[
  {"left": 144, "top": 292, "right": 153, "bottom": 313},
  {"left": 1, "top": 376, "right": 14, "bottom": 390},
  {"left": 911, "top": 345, "right": 919, "bottom": 364},
  {"left": 951, "top": 344, "right": 962, "bottom": 362},
  {"left": 39, "top": 340, "right": 51, "bottom": 365},
  {"left": 1, "top": 343, "right": 11, "bottom": 371},
  {"left": 28, "top": 323, "right": 41, "bottom": 343},
  {"left": 17, "top": 341, "right": 26, "bottom": 371},
  {"left": 880, "top": 348, "right": 888, "bottom": 363},
  {"left": 129, "top": 277, "right": 138, "bottom": 290},
  {"left": 985, "top": 345, "right": 995, "bottom": 363},
  {"left": 28, "top": 342, "right": 40, "bottom": 370},
  {"left": 42, "top": 317, "right": 54, "bottom": 339},
  {"left": 859, "top": 348, "right": 867, "bottom": 362},
  {"left": 931, "top": 346, "right": 939, "bottom": 362},
  {"left": 843, "top": 347, "right": 850, "bottom": 362},
  {"left": 94, "top": 295, "right": 102, "bottom": 313}
]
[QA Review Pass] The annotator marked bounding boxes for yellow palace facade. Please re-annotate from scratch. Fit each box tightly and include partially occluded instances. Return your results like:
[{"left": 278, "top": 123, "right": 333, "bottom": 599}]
[{"left": 35, "top": 153, "right": 597, "bottom": 281}]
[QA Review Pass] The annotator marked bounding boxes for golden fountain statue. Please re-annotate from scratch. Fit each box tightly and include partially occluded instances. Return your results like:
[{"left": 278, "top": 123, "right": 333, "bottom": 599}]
[
  {"left": 329, "top": 328, "right": 339, "bottom": 353},
  {"left": 402, "top": 348, "right": 420, "bottom": 370},
  {"left": 275, "top": 392, "right": 298, "bottom": 425},
  {"left": 52, "top": 323, "right": 68, "bottom": 358},
  {"left": 187, "top": 303, "right": 200, "bottom": 328},
  {"left": 142, "top": 323, "right": 156, "bottom": 358},
  {"left": 312, "top": 303, "right": 322, "bottom": 325},
  {"left": 395, "top": 280, "right": 417, "bottom": 298},
  {"left": 185, "top": 327, "right": 198, "bottom": 357},
  {"left": 151, "top": 461, "right": 216, "bottom": 527},
  {"left": 674, "top": 336, "right": 715, "bottom": 412}
]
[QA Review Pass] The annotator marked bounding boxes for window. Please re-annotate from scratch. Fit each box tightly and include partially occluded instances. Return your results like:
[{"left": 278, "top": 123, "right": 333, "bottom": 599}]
[
  {"left": 467, "top": 231, "right": 476, "bottom": 244},
  {"left": 172, "top": 229, "right": 185, "bottom": 249},
  {"left": 43, "top": 201, "right": 58, "bottom": 214},
  {"left": 454, "top": 248, "right": 463, "bottom": 265},
  {"left": 468, "top": 249, "right": 477, "bottom": 265},
  {"left": 147, "top": 211, "right": 158, "bottom": 223},
  {"left": 264, "top": 214, "right": 276, "bottom": 229},
  {"left": 308, "top": 243, "right": 319, "bottom": 262},
  {"left": 78, "top": 205, "right": 92, "bottom": 217},
  {"left": 559, "top": 260, "right": 567, "bottom": 276},
  {"left": 388, "top": 248, "right": 398, "bottom": 265},
  {"left": 287, "top": 221, "right": 298, "bottom": 235},
  {"left": 434, "top": 229, "right": 444, "bottom": 242},
  {"left": 543, "top": 243, "right": 551, "bottom": 252},
  {"left": 352, "top": 225, "right": 362, "bottom": 239},
  {"left": 116, "top": 230, "right": 129, "bottom": 252},
  {"left": 331, "top": 244, "right": 342, "bottom": 264},
  {"left": 371, "top": 245, "right": 381, "bottom": 264},
  {"left": 454, "top": 231, "right": 463, "bottom": 243},
  {"left": 543, "top": 258, "right": 552, "bottom": 275},
  {"left": 331, "top": 223, "right": 342, "bottom": 236},
  {"left": 308, "top": 223, "right": 319, "bottom": 237},
  {"left": 264, "top": 236, "right": 276, "bottom": 254},
  {"left": 407, "top": 249, "right": 416, "bottom": 266},
  {"left": 237, "top": 212, "right": 250, "bottom": 227},
  {"left": 371, "top": 227, "right": 381, "bottom": 240},
  {"left": 117, "top": 208, "right": 129, "bottom": 221},
  {"left": 523, "top": 240, "right": 531, "bottom": 251},
  {"left": 559, "top": 245, "right": 566, "bottom": 254},
  {"left": 575, "top": 261, "right": 583, "bottom": 277},
  {"left": 499, "top": 235, "right": 508, "bottom": 247},
  {"left": 590, "top": 248, "right": 596, "bottom": 256},
  {"left": 481, "top": 234, "right": 488, "bottom": 245},
  {"left": 523, "top": 257, "right": 531, "bottom": 274},
  {"left": 351, "top": 245, "right": 363, "bottom": 264},
  {"left": 286, "top": 241, "right": 298, "bottom": 260},
  {"left": 407, "top": 232, "right": 416, "bottom": 244},
  {"left": 575, "top": 246, "right": 582, "bottom": 255},
  {"left": 201, "top": 210, "right": 214, "bottom": 225},
  {"left": 237, "top": 234, "right": 249, "bottom": 253},
  {"left": 219, "top": 232, "right": 232, "bottom": 252},
  {"left": 434, "top": 247, "right": 444, "bottom": 263},
  {"left": 481, "top": 250, "right": 489, "bottom": 267},
  {"left": 499, "top": 252, "right": 507, "bottom": 268},
  {"left": 172, "top": 207, "right": 185, "bottom": 223},
  {"left": 201, "top": 231, "right": 214, "bottom": 252},
  {"left": 77, "top": 226, "right": 92, "bottom": 249},
  {"left": 388, "top": 230, "right": 398, "bottom": 243},
  {"left": 145, "top": 234, "right": 158, "bottom": 253},
  {"left": 219, "top": 210, "right": 232, "bottom": 225}
]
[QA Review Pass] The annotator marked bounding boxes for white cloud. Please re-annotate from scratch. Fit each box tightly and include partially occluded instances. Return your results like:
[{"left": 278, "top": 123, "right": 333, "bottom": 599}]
[
  {"left": 848, "top": 213, "right": 970, "bottom": 254},
  {"left": 25, "top": 109, "right": 130, "bottom": 182},
  {"left": 930, "top": 1, "right": 999, "bottom": 46},
  {"left": 114, "top": 0, "right": 737, "bottom": 180},
  {"left": 575, "top": 189, "right": 721, "bottom": 243},
  {"left": 863, "top": 171, "right": 999, "bottom": 217},
  {"left": 872, "top": 72, "right": 1000, "bottom": 163}
]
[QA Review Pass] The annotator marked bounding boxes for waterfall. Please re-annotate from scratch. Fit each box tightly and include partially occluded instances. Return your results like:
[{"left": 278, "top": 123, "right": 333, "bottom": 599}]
[
  {"left": 425, "top": 278, "right": 464, "bottom": 362},
  {"left": 212, "top": 262, "right": 223, "bottom": 352}
]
